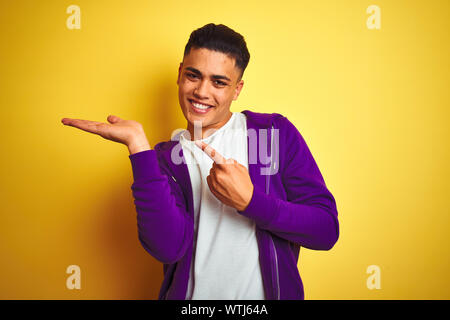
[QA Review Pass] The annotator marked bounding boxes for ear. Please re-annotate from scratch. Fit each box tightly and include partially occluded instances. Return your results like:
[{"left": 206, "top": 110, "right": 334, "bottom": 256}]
[
  {"left": 177, "top": 62, "right": 183, "bottom": 85},
  {"left": 232, "top": 79, "right": 244, "bottom": 101}
]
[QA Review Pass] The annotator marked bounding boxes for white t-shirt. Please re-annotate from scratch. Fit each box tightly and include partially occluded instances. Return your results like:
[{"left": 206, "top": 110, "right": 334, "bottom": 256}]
[{"left": 180, "top": 112, "right": 265, "bottom": 300}]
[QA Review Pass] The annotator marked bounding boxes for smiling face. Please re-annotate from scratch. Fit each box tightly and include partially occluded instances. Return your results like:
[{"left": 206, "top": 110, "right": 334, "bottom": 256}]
[{"left": 177, "top": 47, "right": 244, "bottom": 140}]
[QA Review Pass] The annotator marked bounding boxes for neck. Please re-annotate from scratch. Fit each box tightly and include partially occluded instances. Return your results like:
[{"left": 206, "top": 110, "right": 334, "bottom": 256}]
[{"left": 186, "top": 111, "right": 233, "bottom": 140}]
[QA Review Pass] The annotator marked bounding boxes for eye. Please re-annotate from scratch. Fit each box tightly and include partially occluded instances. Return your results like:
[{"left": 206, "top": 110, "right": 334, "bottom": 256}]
[
  {"left": 186, "top": 73, "right": 198, "bottom": 79},
  {"left": 214, "top": 80, "right": 227, "bottom": 86}
]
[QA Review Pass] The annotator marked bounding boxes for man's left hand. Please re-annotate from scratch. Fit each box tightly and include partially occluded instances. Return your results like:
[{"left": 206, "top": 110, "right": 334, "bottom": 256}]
[{"left": 195, "top": 141, "right": 254, "bottom": 212}]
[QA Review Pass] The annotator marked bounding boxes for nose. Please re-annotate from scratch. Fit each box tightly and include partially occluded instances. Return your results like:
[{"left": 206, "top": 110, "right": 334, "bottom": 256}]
[{"left": 193, "top": 79, "right": 209, "bottom": 99}]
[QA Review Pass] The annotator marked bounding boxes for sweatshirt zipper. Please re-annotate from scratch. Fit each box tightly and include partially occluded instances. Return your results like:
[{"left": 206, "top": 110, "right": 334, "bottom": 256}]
[
  {"left": 266, "top": 125, "right": 280, "bottom": 300},
  {"left": 269, "top": 235, "right": 280, "bottom": 300}
]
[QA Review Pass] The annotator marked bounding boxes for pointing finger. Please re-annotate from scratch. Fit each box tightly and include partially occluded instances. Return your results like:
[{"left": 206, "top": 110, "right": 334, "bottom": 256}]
[{"left": 195, "top": 141, "right": 226, "bottom": 164}]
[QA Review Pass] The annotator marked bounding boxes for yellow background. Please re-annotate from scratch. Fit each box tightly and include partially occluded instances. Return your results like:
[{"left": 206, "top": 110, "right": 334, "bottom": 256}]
[{"left": 0, "top": 0, "right": 448, "bottom": 299}]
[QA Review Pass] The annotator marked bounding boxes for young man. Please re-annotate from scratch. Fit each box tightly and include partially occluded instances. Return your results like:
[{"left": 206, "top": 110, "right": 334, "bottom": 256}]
[{"left": 61, "top": 23, "right": 339, "bottom": 300}]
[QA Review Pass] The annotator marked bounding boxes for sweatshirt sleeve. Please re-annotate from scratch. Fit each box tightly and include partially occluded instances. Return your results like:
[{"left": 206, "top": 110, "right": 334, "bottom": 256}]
[
  {"left": 238, "top": 117, "right": 339, "bottom": 250},
  {"left": 129, "top": 149, "right": 193, "bottom": 263}
]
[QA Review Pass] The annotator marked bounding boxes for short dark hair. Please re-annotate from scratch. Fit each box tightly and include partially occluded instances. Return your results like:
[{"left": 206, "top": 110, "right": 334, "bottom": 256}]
[{"left": 183, "top": 23, "right": 250, "bottom": 80}]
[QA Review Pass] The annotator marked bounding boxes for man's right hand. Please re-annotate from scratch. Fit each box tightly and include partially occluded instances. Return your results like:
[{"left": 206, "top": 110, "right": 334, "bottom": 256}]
[{"left": 61, "top": 115, "right": 151, "bottom": 155}]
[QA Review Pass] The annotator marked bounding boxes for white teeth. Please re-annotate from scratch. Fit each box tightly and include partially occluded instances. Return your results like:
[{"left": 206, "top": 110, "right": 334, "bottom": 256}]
[{"left": 192, "top": 101, "right": 211, "bottom": 109}]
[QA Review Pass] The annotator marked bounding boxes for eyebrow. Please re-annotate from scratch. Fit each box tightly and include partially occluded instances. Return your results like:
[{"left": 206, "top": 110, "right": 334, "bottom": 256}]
[{"left": 185, "top": 67, "right": 231, "bottom": 82}]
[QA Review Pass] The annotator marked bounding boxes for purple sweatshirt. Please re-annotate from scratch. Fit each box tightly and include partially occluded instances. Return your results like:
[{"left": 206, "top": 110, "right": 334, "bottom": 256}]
[{"left": 128, "top": 110, "right": 339, "bottom": 300}]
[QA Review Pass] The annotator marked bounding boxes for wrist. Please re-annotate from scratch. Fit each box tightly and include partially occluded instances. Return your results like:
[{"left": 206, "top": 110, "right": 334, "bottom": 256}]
[
  {"left": 238, "top": 184, "right": 254, "bottom": 212},
  {"left": 128, "top": 135, "right": 151, "bottom": 155}
]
